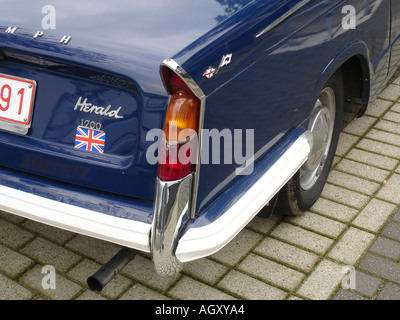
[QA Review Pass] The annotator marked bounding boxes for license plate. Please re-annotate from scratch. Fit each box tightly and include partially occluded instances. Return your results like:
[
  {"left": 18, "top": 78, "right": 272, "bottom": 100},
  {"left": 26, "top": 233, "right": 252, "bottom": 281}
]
[{"left": 0, "top": 73, "right": 36, "bottom": 135}]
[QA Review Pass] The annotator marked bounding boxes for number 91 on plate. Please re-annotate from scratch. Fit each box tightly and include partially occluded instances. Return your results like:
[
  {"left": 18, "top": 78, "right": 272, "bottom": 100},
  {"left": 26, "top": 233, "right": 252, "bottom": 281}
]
[{"left": 0, "top": 73, "right": 36, "bottom": 134}]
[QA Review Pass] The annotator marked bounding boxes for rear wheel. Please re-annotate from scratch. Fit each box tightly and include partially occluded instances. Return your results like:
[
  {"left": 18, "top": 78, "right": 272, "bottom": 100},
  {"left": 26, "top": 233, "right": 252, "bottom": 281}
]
[{"left": 275, "top": 72, "right": 344, "bottom": 216}]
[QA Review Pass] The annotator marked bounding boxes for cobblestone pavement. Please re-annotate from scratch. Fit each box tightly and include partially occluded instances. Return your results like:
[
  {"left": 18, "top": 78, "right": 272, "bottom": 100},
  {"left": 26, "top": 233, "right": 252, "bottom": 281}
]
[{"left": 1, "top": 75, "right": 400, "bottom": 300}]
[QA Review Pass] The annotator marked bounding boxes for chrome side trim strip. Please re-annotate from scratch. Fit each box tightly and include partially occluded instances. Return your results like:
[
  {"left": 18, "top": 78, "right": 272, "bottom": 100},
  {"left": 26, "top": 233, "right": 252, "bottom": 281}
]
[
  {"left": 176, "top": 132, "right": 313, "bottom": 263},
  {"left": 0, "top": 185, "right": 151, "bottom": 252},
  {"left": 256, "top": 0, "right": 311, "bottom": 38},
  {"left": 151, "top": 174, "right": 193, "bottom": 276}
]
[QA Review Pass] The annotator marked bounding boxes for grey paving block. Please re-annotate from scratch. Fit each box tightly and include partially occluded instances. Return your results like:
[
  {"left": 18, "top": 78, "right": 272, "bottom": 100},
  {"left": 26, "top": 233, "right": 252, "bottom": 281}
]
[
  {"left": 287, "top": 212, "right": 346, "bottom": 238},
  {"left": 393, "top": 209, "right": 400, "bottom": 223},
  {"left": 296, "top": 259, "right": 345, "bottom": 300},
  {"left": 321, "top": 183, "right": 370, "bottom": 209},
  {"left": 217, "top": 270, "right": 287, "bottom": 300},
  {"left": 352, "top": 270, "right": 382, "bottom": 297},
  {"left": 333, "top": 288, "right": 368, "bottom": 300},
  {"left": 19, "top": 264, "right": 82, "bottom": 300},
  {"left": 381, "top": 221, "right": 400, "bottom": 242},
  {"left": 238, "top": 253, "right": 305, "bottom": 291},
  {"left": 352, "top": 199, "right": 396, "bottom": 233},
  {"left": 270, "top": 222, "right": 334, "bottom": 254},
  {"left": 0, "top": 219, "right": 34, "bottom": 249},
  {"left": 254, "top": 237, "right": 319, "bottom": 273},
  {"left": 210, "top": 228, "right": 263, "bottom": 266},
  {"left": 20, "top": 237, "right": 81, "bottom": 273},
  {"left": 369, "top": 237, "right": 400, "bottom": 260},
  {"left": 0, "top": 273, "right": 34, "bottom": 300},
  {"left": 0, "top": 244, "right": 34, "bottom": 277},
  {"left": 376, "top": 174, "right": 400, "bottom": 203},
  {"left": 120, "top": 283, "right": 170, "bottom": 300},
  {"left": 171, "top": 276, "right": 236, "bottom": 300},
  {"left": 345, "top": 148, "right": 398, "bottom": 171},
  {"left": 182, "top": 258, "right": 228, "bottom": 285},
  {"left": 328, "top": 227, "right": 375, "bottom": 265},
  {"left": 359, "top": 253, "right": 400, "bottom": 284},
  {"left": 122, "top": 255, "right": 179, "bottom": 292},
  {"left": 376, "top": 282, "right": 400, "bottom": 300}
]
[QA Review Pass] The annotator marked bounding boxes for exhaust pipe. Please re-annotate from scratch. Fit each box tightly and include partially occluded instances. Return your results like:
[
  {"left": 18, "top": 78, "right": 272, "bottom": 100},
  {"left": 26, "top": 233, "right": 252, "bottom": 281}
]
[{"left": 87, "top": 247, "right": 137, "bottom": 291}]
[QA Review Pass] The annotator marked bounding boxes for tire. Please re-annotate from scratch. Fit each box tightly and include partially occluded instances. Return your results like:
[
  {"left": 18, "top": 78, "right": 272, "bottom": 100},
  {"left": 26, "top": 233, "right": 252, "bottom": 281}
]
[{"left": 275, "top": 71, "right": 344, "bottom": 216}]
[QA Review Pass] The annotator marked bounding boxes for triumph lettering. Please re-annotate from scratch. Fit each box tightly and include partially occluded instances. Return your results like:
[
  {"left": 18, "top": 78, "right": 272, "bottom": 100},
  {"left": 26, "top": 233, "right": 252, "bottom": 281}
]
[
  {"left": 74, "top": 97, "right": 124, "bottom": 119},
  {"left": 5, "top": 26, "right": 17, "bottom": 34}
]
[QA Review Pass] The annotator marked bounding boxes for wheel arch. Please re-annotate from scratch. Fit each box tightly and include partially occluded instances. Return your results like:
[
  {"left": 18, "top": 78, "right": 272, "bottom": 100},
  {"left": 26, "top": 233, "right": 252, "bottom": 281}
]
[{"left": 314, "top": 41, "right": 371, "bottom": 118}]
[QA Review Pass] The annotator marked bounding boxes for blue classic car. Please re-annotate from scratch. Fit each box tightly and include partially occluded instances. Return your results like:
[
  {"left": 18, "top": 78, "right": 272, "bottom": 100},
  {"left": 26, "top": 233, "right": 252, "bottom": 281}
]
[{"left": 0, "top": 0, "right": 398, "bottom": 286}]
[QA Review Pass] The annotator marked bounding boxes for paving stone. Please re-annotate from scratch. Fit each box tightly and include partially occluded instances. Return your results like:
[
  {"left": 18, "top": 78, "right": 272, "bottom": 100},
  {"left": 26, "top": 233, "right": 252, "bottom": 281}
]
[
  {"left": 66, "top": 259, "right": 100, "bottom": 286},
  {"left": 352, "top": 199, "right": 396, "bottom": 232},
  {"left": 0, "top": 211, "right": 26, "bottom": 224},
  {"left": 366, "top": 129, "right": 400, "bottom": 147},
  {"left": 247, "top": 214, "right": 282, "bottom": 234},
  {"left": 287, "top": 212, "right": 346, "bottom": 238},
  {"left": 393, "top": 209, "right": 400, "bottom": 222},
  {"left": 20, "top": 237, "right": 81, "bottom": 273},
  {"left": 75, "top": 290, "right": 107, "bottom": 300},
  {"left": 321, "top": 183, "right": 370, "bottom": 209},
  {"left": 0, "top": 219, "right": 34, "bottom": 249},
  {"left": 390, "top": 102, "right": 400, "bottom": 111},
  {"left": 0, "top": 273, "right": 34, "bottom": 300},
  {"left": 333, "top": 288, "right": 368, "bottom": 300},
  {"left": 343, "top": 115, "right": 376, "bottom": 136},
  {"left": 352, "top": 270, "right": 382, "bottom": 297},
  {"left": 383, "top": 110, "right": 400, "bottom": 123},
  {"left": 19, "top": 264, "right": 82, "bottom": 300},
  {"left": 238, "top": 253, "right": 305, "bottom": 291},
  {"left": 182, "top": 258, "right": 228, "bottom": 285},
  {"left": 296, "top": 259, "right": 345, "bottom": 300},
  {"left": 0, "top": 244, "right": 34, "bottom": 277},
  {"left": 357, "top": 138, "right": 400, "bottom": 159},
  {"left": 376, "top": 174, "right": 400, "bottom": 203},
  {"left": 369, "top": 237, "right": 400, "bottom": 260},
  {"left": 254, "top": 238, "right": 319, "bottom": 273},
  {"left": 120, "top": 283, "right": 169, "bottom": 300},
  {"left": 211, "top": 229, "right": 263, "bottom": 266},
  {"left": 171, "top": 276, "right": 236, "bottom": 300},
  {"left": 336, "top": 158, "right": 390, "bottom": 183},
  {"left": 271, "top": 222, "right": 334, "bottom": 254},
  {"left": 22, "top": 220, "right": 75, "bottom": 245},
  {"left": 328, "top": 227, "right": 375, "bottom": 265},
  {"left": 345, "top": 148, "right": 398, "bottom": 171},
  {"left": 381, "top": 221, "right": 400, "bottom": 242},
  {"left": 65, "top": 235, "right": 121, "bottom": 264},
  {"left": 359, "top": 253, "right": 400, "bottom": 283},
  {"left": 122, "top": 255, "right": 179, "bottom": 292},
  {"left": 365, "top": 99, "right": 392, "bottom": 117},
  {"left": 375, "top": 118, "right": 400, "bottom": 134},
  {"left": 327, "top": 170, "right": 380, "bottom": 195},
  {"left": 217, "top": 270, "right": 287, "bottom": 300},
  {"left": 311, "top": 197, "right": 359, "bottom": 222},
  {"left": 336, "top": 133, "right": 359, "bottom": 156},
  {"left": 379, "top": 83, "right": 400, "bottom": 101},
  {"left": 376, "top": 282, "right": 400, "bottom": 300}
]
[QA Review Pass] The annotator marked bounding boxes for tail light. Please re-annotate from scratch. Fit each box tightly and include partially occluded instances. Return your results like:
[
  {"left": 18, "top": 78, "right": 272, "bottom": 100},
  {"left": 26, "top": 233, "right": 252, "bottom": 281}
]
[{"left": 157, "top": 67, "right": 201, "bottom": 181}]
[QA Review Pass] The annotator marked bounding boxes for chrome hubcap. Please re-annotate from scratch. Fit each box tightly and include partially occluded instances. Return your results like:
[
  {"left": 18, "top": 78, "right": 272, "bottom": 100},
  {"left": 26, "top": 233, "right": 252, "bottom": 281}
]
[{"left": 300, "top": 87, "right": 335, "bottom": 191}]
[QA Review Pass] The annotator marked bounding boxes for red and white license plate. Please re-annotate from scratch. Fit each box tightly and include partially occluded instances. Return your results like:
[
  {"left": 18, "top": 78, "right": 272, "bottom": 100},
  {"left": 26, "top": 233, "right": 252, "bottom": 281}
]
[{"left": 0, "top": 73, "right": 36, "bottom": 131}]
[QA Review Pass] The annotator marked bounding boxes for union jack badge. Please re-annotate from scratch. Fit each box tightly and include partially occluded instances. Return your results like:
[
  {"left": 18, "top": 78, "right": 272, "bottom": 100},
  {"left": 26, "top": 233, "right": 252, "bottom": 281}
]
[
  {"left": 74, "top": 127, "right": 106, "bottom": 154},
  {"left": 203, "top": 66, "right": 216, "bottom": 79}
]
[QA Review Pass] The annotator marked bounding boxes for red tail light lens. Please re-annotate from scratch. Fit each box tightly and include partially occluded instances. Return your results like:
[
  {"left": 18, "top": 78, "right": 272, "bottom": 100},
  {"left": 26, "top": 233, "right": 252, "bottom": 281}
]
[{"left": 158, "top": 67, "right": 201, "bottom": 181}]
